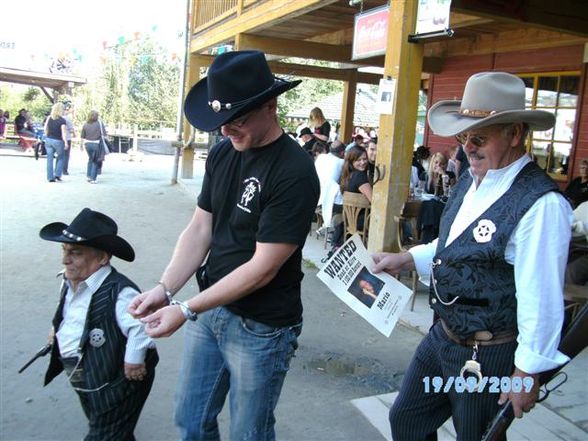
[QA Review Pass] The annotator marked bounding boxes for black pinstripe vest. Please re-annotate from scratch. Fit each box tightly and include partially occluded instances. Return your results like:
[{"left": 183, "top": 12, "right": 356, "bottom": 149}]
[
  {"left": 430, "top": 162, "right": 559, "bottom": 339},
  {"left": 44, "top": 268, "right": 157, "bottom": 413}
]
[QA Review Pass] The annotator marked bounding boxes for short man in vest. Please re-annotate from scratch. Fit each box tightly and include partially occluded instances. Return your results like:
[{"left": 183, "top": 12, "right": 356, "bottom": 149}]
[
  {"left": 373, "top": 72, "right": 572, "bottom": 440},
  {"left": 41, "top": 208, "right": 158, "bottom": 441}
]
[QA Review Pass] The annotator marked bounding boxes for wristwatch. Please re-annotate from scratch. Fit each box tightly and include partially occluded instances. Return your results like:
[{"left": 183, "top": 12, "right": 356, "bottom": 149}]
[{"left": 171, "top": 299, "right": 198, "bottom": 321}]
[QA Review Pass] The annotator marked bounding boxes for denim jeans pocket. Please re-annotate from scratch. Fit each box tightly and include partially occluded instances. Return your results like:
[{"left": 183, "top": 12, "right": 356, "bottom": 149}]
[{"left": 240, "top": 317, "right": 283, "bottom": 338}]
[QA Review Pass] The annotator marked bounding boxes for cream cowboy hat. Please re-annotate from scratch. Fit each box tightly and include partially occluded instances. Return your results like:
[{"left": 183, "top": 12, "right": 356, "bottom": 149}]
[{"left": 427, "top": 71, "right": 555, "bottom": 137}]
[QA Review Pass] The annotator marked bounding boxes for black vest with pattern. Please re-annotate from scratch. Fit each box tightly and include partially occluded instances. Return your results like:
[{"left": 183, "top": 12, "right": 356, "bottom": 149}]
[
  {"left": 44, "top": 268, "right": 157, "bottom": 413},
  {"left": 430, "top": 162, "right": 558, "bottom": 339}
]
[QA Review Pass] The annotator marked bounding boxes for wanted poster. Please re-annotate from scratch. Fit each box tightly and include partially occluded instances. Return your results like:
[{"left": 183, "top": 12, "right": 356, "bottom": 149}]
[{"left": 317, "top": 234, "right": 412, "bottom": 337}]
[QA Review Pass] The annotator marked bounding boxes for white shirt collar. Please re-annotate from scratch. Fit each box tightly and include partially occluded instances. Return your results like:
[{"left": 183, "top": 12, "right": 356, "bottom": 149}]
[{"left": 66, "top": 265, "right": 112, "bottom": 294}]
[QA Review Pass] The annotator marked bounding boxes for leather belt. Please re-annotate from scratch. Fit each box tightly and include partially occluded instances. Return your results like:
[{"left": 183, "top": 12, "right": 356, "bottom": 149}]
[{"left": 440, "top": 319, "right": 517, "bottom": 347}]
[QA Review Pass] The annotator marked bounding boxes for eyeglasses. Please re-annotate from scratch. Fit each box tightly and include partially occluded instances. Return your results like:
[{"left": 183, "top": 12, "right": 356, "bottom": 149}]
[
  {"left": 455, "top": 132, "right": 489, "bottom": 148},
  {"left": 224, "top": 106, "right": 263, "bottom": 129}
]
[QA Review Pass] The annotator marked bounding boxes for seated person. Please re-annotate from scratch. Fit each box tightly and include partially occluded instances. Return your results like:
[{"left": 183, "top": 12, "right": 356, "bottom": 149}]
[
  {"left": 298, "top": 127, "right": 316, "bottom": 155},
  {"left": 41, "top": 208, "right": 158, "bottom": 440},
  {"left": 419, "top": 152, "right": 456, "bottom": 196},
  {"left": 311, "top": 140, "right": 329, "bottom": 160},
  {"left": 564, "top": 159, "right": 588, "bottom": 208},
  {"left": 331, "top": 146, "right": 372, "bottom": 247},
  {"left": 566, "top": 200, "right": 588, "bottom": 285},
  {"left": 15, "top": 108, "right": 36, "bottom": 138}
]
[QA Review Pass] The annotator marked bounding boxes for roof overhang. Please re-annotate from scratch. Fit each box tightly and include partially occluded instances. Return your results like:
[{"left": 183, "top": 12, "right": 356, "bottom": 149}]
[{"left": 0, "top": 67, "right": 86, "bottom": 91}]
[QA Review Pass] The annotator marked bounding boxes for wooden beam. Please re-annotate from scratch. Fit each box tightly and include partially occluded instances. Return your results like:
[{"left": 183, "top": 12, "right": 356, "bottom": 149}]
[
  {"left": 451, "top": 0, "right": 588, "bottom": 38},
  {"left": 424, "top": 27, "right": 587, "bottom": 58},
  {"left": 182, "top": 53, "right": 204, "bottom": 179},
  {"left": 190, "top": 53, "right": 381, "bottom": 84},
  {"left": 190, "top": 0, "right": 340, "bottom": 53},
  {"left": 238, "top": 34, "right": 352, "bottom": 62},
  {"left": 368, "top": 0, "right": 423, "bottom": 253},
  {"left": 340, "top": 76, "right": 357, "bottom": 143}
]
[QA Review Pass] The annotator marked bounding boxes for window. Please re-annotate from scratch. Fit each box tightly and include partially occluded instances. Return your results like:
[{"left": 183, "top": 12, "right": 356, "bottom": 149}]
[{"left": 519, "top": 72, "right": 580, "bottom": 180}]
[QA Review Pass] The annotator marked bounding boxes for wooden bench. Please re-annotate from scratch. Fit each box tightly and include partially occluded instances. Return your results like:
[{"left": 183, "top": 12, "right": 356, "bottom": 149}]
[{"left": 3, "top": 124, "right": 37, "bottom": 150}]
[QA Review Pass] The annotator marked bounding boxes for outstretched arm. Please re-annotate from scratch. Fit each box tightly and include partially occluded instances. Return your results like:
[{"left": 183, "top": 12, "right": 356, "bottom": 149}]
[{"left": 128, "top": 206, "right": 212, "bottom": 318}]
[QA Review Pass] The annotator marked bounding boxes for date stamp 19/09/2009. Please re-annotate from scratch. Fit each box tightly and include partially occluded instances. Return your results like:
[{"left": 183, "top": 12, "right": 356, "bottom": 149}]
[{"left": 422, "top": 376, "right": 535, "bottom": 394}]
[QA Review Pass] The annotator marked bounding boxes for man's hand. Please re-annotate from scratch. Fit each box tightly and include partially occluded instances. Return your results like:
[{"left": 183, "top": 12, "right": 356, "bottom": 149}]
[
  {"left": 128, "top": 286, "right": 168, "bottom": 319},
  {"left": 498, "top": 367, "right": 540, "bottom": 418},
  {"left": 372, "top": 252, "right": 415, "bottom": 276},
  {"left": 141, "top": 305, "right": 186, "bottom": 338},
  {"left": 124, "top": 362, "right": 147, "bottom": 381}
]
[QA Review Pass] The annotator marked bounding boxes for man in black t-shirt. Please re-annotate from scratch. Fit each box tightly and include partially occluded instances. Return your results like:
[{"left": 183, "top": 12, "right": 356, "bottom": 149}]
[
  {"left": 129, "top": 51, "right": 319, "bottom": 440},
  {"left": 15, "top": 108, "right": 36, "bottom": 138}
]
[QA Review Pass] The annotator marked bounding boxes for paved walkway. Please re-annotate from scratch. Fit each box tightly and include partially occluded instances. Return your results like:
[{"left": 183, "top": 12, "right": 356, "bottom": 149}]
[{"left": 1, "top": 145, "right": 585, "bottom": 440}]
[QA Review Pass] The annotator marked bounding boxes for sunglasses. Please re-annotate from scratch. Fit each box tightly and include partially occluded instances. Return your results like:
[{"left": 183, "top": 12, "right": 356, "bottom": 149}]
[{"left": 455, "top": 132, "right": 489, "bottom": 148}]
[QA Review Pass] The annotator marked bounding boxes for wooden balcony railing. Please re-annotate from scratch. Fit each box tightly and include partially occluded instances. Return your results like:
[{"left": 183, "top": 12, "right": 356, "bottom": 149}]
[{"left": 192, "top": 0, "right": 264, "bottom": 34}]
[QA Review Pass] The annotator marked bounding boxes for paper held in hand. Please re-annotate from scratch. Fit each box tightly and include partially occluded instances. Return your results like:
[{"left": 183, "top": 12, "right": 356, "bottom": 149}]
[{"left": 317, "top": 234, "right": 412, "bottom": 337}]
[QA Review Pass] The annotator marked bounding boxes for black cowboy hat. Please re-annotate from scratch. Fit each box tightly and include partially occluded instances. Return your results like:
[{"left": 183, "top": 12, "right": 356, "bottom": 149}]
[
  {"left": 39, "top": 208, "right": 135, "bottom": 261},
  {"left": 298, "top": 127, "right": 313, "bottom": 138},
  {"left": 184, "top": 50, "right": 301, "bottom": 132}
]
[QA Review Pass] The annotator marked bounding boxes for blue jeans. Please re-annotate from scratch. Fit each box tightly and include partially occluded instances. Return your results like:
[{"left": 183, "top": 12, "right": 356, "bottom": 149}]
[
  {"left": 63, "top": 140, "right": 71, "bottom": 173},
  {"left": 45, "top": 138, "right": 65, "bottom": 181},
  {"left": 85, "top": 142, "right": 100, "bottom": 181},
  {"left": 175, "top": 306, "right": 301, "bottom": 441}
]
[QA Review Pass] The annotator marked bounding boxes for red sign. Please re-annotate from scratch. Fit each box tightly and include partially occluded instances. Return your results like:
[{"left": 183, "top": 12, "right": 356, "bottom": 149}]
[{"left": 352, "top": 5, "right": 389, "bottom": 60}]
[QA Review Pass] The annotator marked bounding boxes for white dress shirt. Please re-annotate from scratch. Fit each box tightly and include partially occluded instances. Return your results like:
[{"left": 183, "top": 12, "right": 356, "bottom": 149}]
[
  {"left": 56, "top": 265, "right": 154, "bottom": 364},
  {"left": 409, "top": 155, "right": 572, "bottom": 374}
]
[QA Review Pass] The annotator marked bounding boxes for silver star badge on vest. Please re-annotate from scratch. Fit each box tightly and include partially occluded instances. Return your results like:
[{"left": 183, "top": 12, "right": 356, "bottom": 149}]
[
  {"left": 473, "top": 219, "right": 496, "bottom": 243},
  {"left": 88, "top": 328, "right": 106, "bottom": 348}
]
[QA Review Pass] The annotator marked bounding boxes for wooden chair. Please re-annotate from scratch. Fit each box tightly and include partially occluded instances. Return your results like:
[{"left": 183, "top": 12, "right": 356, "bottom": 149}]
[
  {"left": 342, "top": 192, "right": 371, "bottom": 246},
  {"left": 395, "top": 200, "right": 423, "bottom": 311}
]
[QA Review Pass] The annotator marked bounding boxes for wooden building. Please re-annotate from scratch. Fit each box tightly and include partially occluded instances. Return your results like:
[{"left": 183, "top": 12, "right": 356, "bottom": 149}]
[{"left": 183, "top": 0, "right": 588, "bottom": 252}]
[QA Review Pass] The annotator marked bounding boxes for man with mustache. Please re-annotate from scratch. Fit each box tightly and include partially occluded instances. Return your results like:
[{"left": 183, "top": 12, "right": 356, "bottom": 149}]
[{"left": 372, "top": 72, "right": 572, "bottom": 440}]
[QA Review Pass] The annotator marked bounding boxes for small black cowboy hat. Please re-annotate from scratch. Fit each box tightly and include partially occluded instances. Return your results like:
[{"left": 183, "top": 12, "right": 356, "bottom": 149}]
[
  {"left": 298, "top": 127, "right": 313, "bottom": 138},
  {"left": 39, "top": 208, "right": 135, "bottom": 262},
  {"left": 184, "top": 50, "right": 301, "bottom": 132}
]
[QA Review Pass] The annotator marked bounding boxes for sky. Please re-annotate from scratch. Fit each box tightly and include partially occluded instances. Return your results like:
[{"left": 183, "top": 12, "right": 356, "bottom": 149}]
[{"left": 1, "top": 0, "right": 187, "bottom": 76}]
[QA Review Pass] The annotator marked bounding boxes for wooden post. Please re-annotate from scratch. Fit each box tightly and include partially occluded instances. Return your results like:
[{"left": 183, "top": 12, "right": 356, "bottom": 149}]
[
  {"left": 340, "top": 72, "right": 357, "bottom": 144},
  {"left": 181, "top": 53, "right": 204, "bottom": 179},
  {"left": 367, "top": 0, "right": 423, "bottom": 253}
]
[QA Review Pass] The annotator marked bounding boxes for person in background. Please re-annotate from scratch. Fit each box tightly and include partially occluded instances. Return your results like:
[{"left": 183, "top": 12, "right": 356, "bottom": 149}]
[
  {"left": 43, "top": 103, "right": 68, "bottom": 183},
  {"left": 373, "top": 71, "right": 571, "bottom": 441},
  {"left": 41, "top": 208, "right": 157, "bottom": 441},
  {"left": 454, "top": 143, "right": 470, "bottom": 177},
  {"left": 412, "top": 145, "right": 428, "bottom": 177},
  {"left": 564, "top": 159, "right": 588, "bottom": 208},
  {"left": 419, "top": 152, "right": 455, "bottom": 196},
  {"left": 308, "top": 107, "right": 330, "bottom": 142},
  {"left": 331, "top": 146, "right": 372, "bottom": 248},
  {"left": 315, "top": 140, "right": 346, "bottom": 236},
  {"left": 346, "top": 133, "right": 368, "bottom": 152},
  {"left": 62, "top": 103, "right": 76, "bottom": 176},
  {"left": 366, "top": 140, "right": 377, "bottom": 184},
  {"left": 127, "top": 50, "right": 319, "bottom": 440},
  {"left": 80, "top": 110, "right": 104, "bottom": 184},
  {"left": 447, "top": 145, "right": 458, "bottom": 175},
  {"left": 0, "top": 109, "right": 6, "bottom": 138},
  {"left": 340, "top": 146, "right": 372, "bottom": 202},
  {"left": 15, "top": 108, "right": 37, "bottom": 138},
  {"left": 566, "top": 200, "right": 588, "bottom": 285},
  {"left": 311, "top": 140, "right": 329, "bottom": 160},
  {"left": 298, "top": 127, "right": 317, "bottom": 155}
]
